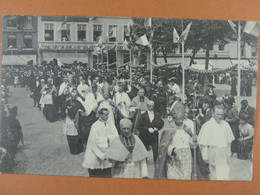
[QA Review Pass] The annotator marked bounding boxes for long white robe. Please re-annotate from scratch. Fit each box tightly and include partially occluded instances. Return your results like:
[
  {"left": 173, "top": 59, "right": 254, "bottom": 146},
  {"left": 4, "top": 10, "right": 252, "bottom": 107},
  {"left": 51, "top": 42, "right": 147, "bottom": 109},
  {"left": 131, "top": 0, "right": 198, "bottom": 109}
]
[
  {"left": 198, "top": 118, "right": 235, "bottom": 180},
  {"left": 77, "top": 83, "right": 90, "bottom": 98},
  {"left": 98, "top": 100, "right": 115, "bottom": 124},
  {"left": 84, "top": 92, "right": 104, "bottom": 116},
  {"left": 82, "top": 120, "right": 118, "bottom": 169},
  {"left": 113, "top": 92, "right": 131, "bottom": 117}
]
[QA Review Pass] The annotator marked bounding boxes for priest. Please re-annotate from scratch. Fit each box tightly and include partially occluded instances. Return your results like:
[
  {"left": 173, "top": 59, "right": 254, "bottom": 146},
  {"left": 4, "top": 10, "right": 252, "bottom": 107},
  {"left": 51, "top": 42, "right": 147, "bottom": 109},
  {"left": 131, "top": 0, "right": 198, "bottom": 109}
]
[{"left": 104, "top": 118, "right": 149, "bottom": 178}]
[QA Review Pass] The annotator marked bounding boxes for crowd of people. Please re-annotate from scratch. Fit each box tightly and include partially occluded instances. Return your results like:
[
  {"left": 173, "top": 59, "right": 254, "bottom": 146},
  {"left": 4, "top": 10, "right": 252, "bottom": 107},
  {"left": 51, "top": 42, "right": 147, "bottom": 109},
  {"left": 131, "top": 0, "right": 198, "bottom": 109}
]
[{"left": 0, "top": 62, "right": 256, "bottom": 180}]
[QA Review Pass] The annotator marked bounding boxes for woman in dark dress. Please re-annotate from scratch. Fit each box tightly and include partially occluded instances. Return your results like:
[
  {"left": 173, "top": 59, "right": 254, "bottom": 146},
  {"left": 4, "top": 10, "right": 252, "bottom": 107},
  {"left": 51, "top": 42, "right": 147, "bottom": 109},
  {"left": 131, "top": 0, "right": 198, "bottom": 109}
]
[
  {"left": 230, "top": 75, "right": 237, "bottom": 96},
  {"left": 237, "top": 114, "right": 254, "bottom": 159},
  {"left": 223, "top": 95, "right": 239, "bottom": 154}
]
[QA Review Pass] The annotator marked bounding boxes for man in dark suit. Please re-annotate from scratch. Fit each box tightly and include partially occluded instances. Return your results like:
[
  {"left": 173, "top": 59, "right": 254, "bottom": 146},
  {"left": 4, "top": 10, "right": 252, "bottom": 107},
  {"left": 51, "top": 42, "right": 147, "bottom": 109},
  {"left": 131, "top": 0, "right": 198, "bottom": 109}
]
[
  {"left": 155, "top": 80, "right": 167, "bottom": 118},
  {"left": 239, "top": 100, "right": 256, "bottom": 127},
  {"left": 138, "top": 100, "right": 164, "bottom": 165},
  {"left": 32, "top": 76, "right": 42, "bottom": 109}
]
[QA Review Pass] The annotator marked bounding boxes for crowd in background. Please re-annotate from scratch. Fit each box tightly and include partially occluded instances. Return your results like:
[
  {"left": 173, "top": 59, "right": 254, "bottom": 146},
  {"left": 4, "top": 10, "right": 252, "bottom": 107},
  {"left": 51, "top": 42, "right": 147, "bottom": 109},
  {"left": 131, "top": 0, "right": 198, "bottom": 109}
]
[{"left": 0, "top": 62, "right": 256, "bottom": 179}]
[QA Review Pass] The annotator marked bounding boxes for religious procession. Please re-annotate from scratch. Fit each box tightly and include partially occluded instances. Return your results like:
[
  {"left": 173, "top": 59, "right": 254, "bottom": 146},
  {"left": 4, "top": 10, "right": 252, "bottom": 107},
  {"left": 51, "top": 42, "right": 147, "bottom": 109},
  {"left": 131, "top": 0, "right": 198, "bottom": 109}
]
[{"left": 0, "top": 16, "right": 258, "bottom": 180}]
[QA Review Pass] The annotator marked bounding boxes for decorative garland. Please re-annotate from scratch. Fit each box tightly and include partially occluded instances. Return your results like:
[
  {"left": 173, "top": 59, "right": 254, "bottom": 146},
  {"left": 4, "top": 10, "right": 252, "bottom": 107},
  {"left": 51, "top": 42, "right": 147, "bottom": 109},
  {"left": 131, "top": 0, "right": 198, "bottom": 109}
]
[{"left": 186, "top": 64, "right": 238, "bottom": 74}]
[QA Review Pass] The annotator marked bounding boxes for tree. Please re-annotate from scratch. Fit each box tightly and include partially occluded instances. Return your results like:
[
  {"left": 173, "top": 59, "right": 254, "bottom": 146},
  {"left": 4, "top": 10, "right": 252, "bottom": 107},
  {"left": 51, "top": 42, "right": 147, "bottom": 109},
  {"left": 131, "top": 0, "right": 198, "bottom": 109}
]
[{"left": 131, "top": 17, "right": 179, "bottom": 65}]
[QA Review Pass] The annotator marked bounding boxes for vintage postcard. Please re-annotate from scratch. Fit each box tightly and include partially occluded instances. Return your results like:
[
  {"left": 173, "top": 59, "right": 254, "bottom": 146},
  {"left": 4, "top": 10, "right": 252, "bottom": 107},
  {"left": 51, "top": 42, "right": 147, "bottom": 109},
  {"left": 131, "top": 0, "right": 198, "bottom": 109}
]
[{"left": 0, "top": 15, "right": 258, "bottom": 181}]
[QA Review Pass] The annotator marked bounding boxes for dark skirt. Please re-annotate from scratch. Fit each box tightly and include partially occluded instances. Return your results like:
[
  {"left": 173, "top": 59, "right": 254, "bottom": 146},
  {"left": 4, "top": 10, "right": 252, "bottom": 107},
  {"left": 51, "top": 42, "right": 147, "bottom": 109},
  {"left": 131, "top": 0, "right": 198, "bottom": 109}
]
[
  {"left": 43, "top": 104, "right": 58, "bottom": 122},
  {"left": 237, "top": 138, "right": 253, "bottom": 160},
  {"left": 78, "top": 111, "right": 97, "bottom": 145},
  {"left": 66, "top": 135, "right": 84, "bottom": 155},
  {"left": 230, "top": 84, "right": 237, "bottom": 96}
]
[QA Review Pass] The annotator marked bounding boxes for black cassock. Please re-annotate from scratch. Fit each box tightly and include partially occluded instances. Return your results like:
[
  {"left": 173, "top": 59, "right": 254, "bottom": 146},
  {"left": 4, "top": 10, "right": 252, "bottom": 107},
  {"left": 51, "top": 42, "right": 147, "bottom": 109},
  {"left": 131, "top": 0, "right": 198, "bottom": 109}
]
[{"left": 61, "top": 98, "right": 85, "bottom": 155}]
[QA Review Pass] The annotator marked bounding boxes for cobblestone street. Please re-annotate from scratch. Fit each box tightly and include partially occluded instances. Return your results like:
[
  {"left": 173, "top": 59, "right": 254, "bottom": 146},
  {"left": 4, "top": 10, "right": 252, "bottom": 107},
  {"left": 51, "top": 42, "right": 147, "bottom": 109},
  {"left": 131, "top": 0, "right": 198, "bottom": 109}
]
[{"left": 8, "top": 85, "right": 254, "bottom": 180}]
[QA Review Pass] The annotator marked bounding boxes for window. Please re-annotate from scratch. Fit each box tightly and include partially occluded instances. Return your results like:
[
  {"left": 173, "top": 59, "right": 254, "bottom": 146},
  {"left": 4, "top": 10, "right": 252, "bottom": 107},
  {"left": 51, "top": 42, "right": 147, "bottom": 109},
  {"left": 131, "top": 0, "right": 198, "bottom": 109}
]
[
  {"left": 123, "top": 25, "right": 130, "bottom": 42},
  {"left": 61, "top": 24, "right": 71, "bottom": 41},
  {"left": 24, "top": 35, "right": 33, "bottom": 48},
  {"left": 123, "top": 53, "right": 130, "bottom": 64},
  {"left": 6, "top": 16, "right": 17, "bottom": 28},
  {"left": 8, "top": 35, "right": 17, "bottom": 48},
  {"left": 108, "top": 25, "right": 117, "bottom": 42},
  {"left": 23, "top": 16, "right": 33, "bottom": 29},
  {"left": 93, "top": 25, "right": 102, "bottom": 41},
  {"left": 78, "top": 24, "right": 87, "bottom": 41},
  {"left": 44, "top": 23, "right": 54, "bottom": 41}
]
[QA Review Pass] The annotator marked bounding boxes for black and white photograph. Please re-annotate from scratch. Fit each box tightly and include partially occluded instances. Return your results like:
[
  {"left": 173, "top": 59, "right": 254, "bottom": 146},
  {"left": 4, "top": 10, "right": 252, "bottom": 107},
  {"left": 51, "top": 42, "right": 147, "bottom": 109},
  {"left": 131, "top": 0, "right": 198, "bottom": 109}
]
[{"left": 0, "top": 15, "right": 259, "bottom": 181}]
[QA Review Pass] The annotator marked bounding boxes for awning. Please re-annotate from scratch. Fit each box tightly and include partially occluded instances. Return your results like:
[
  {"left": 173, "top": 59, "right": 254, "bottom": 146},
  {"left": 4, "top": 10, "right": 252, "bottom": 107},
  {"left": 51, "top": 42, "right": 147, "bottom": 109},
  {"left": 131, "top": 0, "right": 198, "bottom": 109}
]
[
  {"left": 1, "top": 55, "right": 36, "bottom": 66},
  {"left": 8, "top": 35, "right": 16, "bottom": 39},
  {"left": 42, "top": 52, "right": 88, "bottom": 64},
  {"left": 24, "top": 35, "right": 32, "bottom": 39}
]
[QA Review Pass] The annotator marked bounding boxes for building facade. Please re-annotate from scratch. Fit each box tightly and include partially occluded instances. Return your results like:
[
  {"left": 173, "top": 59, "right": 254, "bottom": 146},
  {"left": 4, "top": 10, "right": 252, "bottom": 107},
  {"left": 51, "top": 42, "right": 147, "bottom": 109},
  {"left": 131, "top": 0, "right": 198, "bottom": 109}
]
[
  {"left": 38, "top": 16, "right": 133, "bottom": 68},
  {"left": 156, "top": 40, "right": 258, "bottom": 70},
  {"left": 1, "top": 15, "right": 38, "bottom": 66}
]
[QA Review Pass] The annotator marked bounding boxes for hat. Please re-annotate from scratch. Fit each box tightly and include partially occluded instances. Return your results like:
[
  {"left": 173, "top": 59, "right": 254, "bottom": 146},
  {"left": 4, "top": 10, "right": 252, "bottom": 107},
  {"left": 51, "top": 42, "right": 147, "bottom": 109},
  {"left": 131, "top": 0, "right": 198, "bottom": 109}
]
[
  {"left": 223, "top": 94, "right": 235, "bottom": 104},
  {"left": 206, "top": 84, "right": 215, "bottom": 88},
  {"left": 168, "top": 77, "right": 177, "bottom": 82}
]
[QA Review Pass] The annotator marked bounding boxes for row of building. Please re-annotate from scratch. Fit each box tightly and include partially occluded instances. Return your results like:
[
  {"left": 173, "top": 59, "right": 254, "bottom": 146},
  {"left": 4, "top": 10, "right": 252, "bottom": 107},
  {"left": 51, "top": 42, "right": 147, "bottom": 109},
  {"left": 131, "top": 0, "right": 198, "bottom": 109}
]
[{"left": 1, "top": 15, "right": 258, "bottom": 69}]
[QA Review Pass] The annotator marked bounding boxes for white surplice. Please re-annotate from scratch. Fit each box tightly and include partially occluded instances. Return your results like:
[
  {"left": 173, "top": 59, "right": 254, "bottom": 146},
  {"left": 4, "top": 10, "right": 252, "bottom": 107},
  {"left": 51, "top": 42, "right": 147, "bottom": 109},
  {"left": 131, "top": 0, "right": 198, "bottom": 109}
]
[
  {"left": 113, "top": 92, "right": 131, "bottom": 117},
  {"left": 198, "top": 118, "right": 235, "bottom": 180},
  {"left": 82, "top": 120, "right": 118, "bottom": 169}
]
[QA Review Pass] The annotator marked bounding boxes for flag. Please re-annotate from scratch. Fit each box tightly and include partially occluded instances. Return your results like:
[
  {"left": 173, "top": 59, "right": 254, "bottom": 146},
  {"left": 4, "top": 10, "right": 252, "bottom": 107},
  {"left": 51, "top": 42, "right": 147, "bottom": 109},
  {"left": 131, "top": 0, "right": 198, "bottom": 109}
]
[
  {"left": 173, "top": 28, "right": 180, "bottom": 43},
  {"left": 178, "top": 22, "right": 192, "bottom": 43},
  {"left": 123, "top": 39, "right": 129, "bottom": 50},
  {"left": 109, "top": 27, "right": 117, "bottom": 38},
  {"left": 135, "top": 35, "right": 149, "bottom": 46},
  {"left": 110, "top": 42, "right": 118, "bottom": 50},
  {"left": 57, "top": 59, "right": 64, "bottom": 67},
  {"left": 244, "top": 21, "right": 259, "bottom": 36},
  {"left": 127, "top": 21, "right": 131, "bottom": 35},
  {"left": 228, "top": 20, "right": 237, "bottom": 35},
  {"left": 96, "top": 35, "right": 102, "bottom": 45},
  {"left": 144, "top": 18, "right": 152, "bottom": 27},
  {"left": 149, "top": 30, "right": 154, "bottom": 43},
  {"left": 57, "top": 16, "right": 67, "bottom": 31},
  {"left": 105, "top": 32, "right": 109, "bottom": 43}
]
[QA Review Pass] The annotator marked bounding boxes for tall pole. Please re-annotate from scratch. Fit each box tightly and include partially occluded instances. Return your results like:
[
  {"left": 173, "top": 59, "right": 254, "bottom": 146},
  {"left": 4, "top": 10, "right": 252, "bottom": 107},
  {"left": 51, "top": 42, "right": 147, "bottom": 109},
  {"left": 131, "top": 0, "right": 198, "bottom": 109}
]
[
  {"left": 150, "top": 19, "right": 153, "bottom": 84},
  {"left": 129, "top": 48, "right": 132, "bottom": 82},
  {"left": 129, "top": 21, "right": 133, "bottom": 82},
  {"left": 116, "top": 44, "right": 119, "bottom": 76},
  {"left": 181, "top": 19, "right": 185, "bottom": 101},
  {"left": 106, "top": 46, "right": 109, "bottom": 72},
  {"left": 150, "top": 43, "right": 153, "bottom": 83},
  {"left": 238, "top": 21, "right": 241, "bottom": 106}
]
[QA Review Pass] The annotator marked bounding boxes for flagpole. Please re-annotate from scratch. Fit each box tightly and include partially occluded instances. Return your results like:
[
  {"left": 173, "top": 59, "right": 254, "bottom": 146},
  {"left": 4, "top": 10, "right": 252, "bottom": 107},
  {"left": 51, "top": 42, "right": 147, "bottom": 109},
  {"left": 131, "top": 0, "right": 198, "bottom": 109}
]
[
  {"left": 116, "top": 43, "right": 119, "bottom": 76},
  {"left": 128, "top": 21, "right": 133, "bottom": 83},
  {"left": 130, "top": 48, "right": 132, "bottom": 82},
  {"left": 150, "top": 43, "right": 153, "bottom": 84},
  {"left": 106, "top": 46, "right": 109, "bottom": 72},
  {"left": 181, "top": 19, "right": 185, "bottom": 101},
  {"left": 150, "top": 18, "right": 153, "bottom": 84},
  {"left": 238, "top": 21, "right": 241, "bottom": 106}
]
